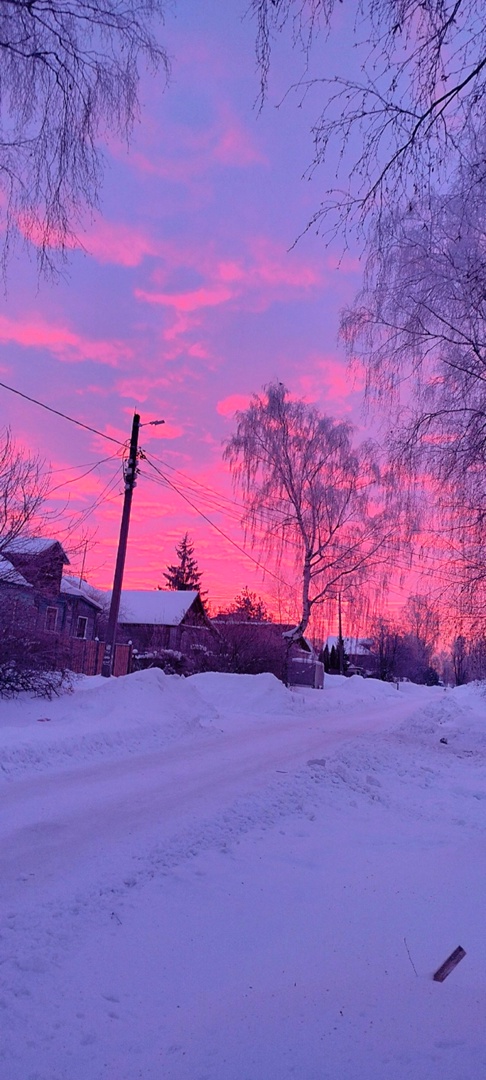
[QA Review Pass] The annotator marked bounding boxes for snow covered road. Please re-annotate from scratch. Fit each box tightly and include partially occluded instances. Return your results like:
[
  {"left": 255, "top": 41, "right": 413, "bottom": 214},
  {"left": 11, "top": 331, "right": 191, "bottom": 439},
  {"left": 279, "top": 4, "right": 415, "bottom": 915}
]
[
  {"left": 1, "top": 681, "right": 419, "bottom": 897},
  {"left": 1, "top": 670, "right": 485, "bottom": 1079}
]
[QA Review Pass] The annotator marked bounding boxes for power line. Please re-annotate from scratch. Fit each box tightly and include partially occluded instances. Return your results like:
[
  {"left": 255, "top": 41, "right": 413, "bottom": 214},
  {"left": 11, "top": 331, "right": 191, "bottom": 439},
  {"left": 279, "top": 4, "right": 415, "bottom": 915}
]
[
  {"left": 49, "top": 455, "right": 123, "bottom": 474},
  {"left": 57, "top": 464, "right": 124, "bottom": 540},
  {"left": 140, "top": 456, "right": 293, "bottom": 589},
  {"left": 47, "top": 453, "right": 121, "bottom": 496},
  {"left": 140, "top": 453, "right": 304, "bottom": 547},
  {"left": 0, "top": 380, "right": 125, "bottom": 446},
  {"left": 145, "top": 448, "right": 307, "bottom": 526}
]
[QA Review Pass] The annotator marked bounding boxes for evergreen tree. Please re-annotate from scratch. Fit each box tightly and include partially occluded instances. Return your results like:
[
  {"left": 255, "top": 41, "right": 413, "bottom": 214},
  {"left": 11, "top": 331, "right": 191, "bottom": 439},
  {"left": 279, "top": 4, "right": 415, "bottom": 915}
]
[
  {"left": 318, "top": 644, "right": 330, "bottom": 673},
  {"left": 163, "top": 534, "right": 206, "bottom": 600},
  {"left": 337, "top": 635, "right": 350, "bottom": 675},
  {"left": 230, "top": 587, "right": 269, "bottom": 621}
]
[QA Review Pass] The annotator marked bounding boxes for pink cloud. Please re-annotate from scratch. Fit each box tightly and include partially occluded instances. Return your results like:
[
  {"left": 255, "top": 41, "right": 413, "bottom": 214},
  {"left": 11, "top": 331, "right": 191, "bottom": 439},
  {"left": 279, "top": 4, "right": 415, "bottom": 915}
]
[
  {"left": 0, "top": 315, "right": 131, "bottom": 367},
  {"left": 216, "top": 393, "right": 252, "bottom": 417},
  {"left": 164, "top": 315, "right": 199, "bottom": 343},
  {"left": 115, "top": 375, "right": 173, "bottom": 401},
  {"left": 187, "top": 341, "right": 210, "bottom": 359},
  {"left": 123, "top": 149, "right": 209, "bottom": 186},
  {"left": 135, "top": 285, "right": 233, "bottom": 313},
  {"left": 295, "top": 356, "right": 366, "bottom": 414},
  {"left": 213, "top": 116, "right": 267, "bottom": 168},
  {"left": 218, "top": 260, "right": 245, "bottom": 283},
  {"left": 136, "top": 237, "right": 322, "bottom": 347},
  {"left": 17, "top": 210, "right": 166, "bottom": 269},
  {"left": 245, "top": 237, "right": 322, "bottom": 288},
  {"left": 83, "top": 220, "right": 162, "bottom": 267},
  {"left": 125, "top": 99, "right": 267, "bottom": 182}
]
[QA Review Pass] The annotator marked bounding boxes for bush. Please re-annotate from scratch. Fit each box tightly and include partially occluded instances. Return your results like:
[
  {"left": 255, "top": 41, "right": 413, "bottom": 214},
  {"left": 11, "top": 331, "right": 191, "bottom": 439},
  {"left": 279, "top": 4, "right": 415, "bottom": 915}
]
[
  {"left": 131, "top": 648, "right": 188, "bottom": 676},
  {"left": 0, "top": 626, "right": 72, "bottom": 698},
  {"left": 210, "top": 621, "right": 286, "bottom": 679},
  {"left": 422, "top": 666, "right": 440, "bottom": 687}
]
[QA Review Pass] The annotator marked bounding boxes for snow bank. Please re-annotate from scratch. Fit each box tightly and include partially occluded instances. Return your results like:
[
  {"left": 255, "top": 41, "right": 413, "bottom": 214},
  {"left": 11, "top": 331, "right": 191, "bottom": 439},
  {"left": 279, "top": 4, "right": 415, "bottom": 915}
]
[
  {"left": 0, "top": 668, "right": 219, "bottom": 781},
  {"left": 189, "top": 671, "right": 292, "bottom": 722}
]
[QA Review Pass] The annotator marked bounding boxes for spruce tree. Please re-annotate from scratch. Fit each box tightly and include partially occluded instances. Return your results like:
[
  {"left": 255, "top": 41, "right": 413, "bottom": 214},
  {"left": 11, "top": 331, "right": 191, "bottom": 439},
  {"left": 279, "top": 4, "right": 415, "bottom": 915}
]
[
  {"left": 319, "top": 644, "right": 330, "bottom": 672},
  {"left": 230, "top": 587, "right": 269, "bottom": 621},
  {"left": 163, "top": 533, "right": 206, "bottom": 601}
]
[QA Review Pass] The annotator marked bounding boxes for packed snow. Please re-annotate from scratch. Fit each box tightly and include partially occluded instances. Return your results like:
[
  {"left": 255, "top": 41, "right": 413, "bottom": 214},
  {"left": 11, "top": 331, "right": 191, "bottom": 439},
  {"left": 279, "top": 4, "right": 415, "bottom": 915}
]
[{"left": 0, "top": 669, "right": 484, "bottom": 1079}]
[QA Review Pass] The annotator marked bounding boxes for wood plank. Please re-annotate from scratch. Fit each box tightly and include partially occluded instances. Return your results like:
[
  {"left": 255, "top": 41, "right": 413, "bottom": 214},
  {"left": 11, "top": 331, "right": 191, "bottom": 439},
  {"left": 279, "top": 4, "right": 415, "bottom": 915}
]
[{"left": 433, "top": 946, "right": 466, "bottom": 982}]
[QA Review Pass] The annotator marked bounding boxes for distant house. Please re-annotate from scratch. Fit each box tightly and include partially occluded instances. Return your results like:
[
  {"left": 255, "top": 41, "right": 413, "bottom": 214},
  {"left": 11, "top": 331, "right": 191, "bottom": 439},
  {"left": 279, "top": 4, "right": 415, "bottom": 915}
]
[
  {"left": 323, "top": 635, "right": 375, "bottom": 676},
  {"left": 0, "top": 539, "right": 101, "bottom": 640},
  {"left": 113, "top": 589, "right": 213, "bottom": 658}
]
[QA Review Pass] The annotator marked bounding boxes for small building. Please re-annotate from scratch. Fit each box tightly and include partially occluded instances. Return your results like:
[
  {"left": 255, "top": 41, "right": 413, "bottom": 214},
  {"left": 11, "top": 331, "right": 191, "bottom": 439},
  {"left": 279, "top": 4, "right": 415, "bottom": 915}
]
[{"left": 113, "top": 589, "right": 213, "bottom": 660}]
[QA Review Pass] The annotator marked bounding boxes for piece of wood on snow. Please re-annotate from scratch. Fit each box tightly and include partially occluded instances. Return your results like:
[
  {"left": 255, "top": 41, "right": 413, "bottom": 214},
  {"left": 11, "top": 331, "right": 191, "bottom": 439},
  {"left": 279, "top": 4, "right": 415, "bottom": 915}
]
[{"left": 433, "top": 946, "right": 466, "bottom": 982}]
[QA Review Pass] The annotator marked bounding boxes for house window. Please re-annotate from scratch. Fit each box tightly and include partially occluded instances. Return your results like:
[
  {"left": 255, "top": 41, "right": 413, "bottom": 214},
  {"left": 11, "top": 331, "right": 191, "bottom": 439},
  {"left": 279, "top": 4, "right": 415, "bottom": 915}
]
[
  {"left": 75, "top": 616, "right": 88, "bottom": 640},
  {"left": 45, "top": 606, "right": 58, "bottom": 632}
]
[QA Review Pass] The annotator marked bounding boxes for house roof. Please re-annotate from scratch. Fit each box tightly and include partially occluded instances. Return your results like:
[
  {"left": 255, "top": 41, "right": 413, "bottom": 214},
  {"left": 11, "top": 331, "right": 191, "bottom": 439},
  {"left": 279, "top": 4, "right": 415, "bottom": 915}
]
[
  {"left": 325, "top": 635, "right": 373, "bottom": 656},
  {"left": 60, "top": 576, "right": 103, "bottom": 610},
  {"left": 3, "top": 537, "right": 70, "bottom": 563},
  {"left": 117, "top": 590, "right": 201, "bottom": 626},
  {"left": 0, "top": 556, "right": 32, "bottom": 588},
  {"left": 279, "top": 626, "right": 315, "bottom": 652}
]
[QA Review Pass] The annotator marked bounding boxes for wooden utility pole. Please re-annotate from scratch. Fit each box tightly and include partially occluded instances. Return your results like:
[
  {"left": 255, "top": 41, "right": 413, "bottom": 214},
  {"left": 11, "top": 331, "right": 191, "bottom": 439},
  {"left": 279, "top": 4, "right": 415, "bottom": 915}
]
[
  {"left": 338, "top": 591, "right": 344, "bottom": 675},
  {"left": 101, "top": 412, "right": 140, "bottom": 678}
]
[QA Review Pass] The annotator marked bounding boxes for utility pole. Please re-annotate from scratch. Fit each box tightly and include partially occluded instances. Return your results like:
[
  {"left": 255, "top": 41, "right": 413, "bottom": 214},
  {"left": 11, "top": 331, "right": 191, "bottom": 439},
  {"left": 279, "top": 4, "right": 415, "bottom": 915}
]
[
  {"left": 101, "top": 412, "right": 140, "bottom": 678},
  {"left": 338, "top": 591, "right": 344, "bottom": 676}
]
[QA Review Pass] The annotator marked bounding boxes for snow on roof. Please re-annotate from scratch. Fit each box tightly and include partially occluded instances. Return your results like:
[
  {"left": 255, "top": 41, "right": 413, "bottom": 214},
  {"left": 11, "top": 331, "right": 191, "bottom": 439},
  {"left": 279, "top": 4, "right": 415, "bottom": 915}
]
[
  {"left": 0, "top": 556, "right": 32, "bottom": 588},
  {"left": 325, "top": 635, "right": 373, "bottom": 656},
  {"left": 117, "top": 590, "right": 200, "bottom": 626},
  {"left": 3, "top": 537, "right": 70, "bottom": 562},
  {"left": 281, "top": 629, "right": 315, "bottom": 654},
  {"left": 60, "top": 576, "right": 102, "bottom": 609}
]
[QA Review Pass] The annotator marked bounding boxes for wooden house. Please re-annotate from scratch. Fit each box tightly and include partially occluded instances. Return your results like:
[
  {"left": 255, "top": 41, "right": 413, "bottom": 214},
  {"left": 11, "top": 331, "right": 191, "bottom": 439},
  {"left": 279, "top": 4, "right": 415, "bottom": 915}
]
[
  {"left": 113, "top": 589, "right": 213, "bottom": 658},
  {"left": 0, "top": 539, "right": 100, "bottom": 640},
  {"left": 0, "top": 553, "right": 37, "bottom": 627}
]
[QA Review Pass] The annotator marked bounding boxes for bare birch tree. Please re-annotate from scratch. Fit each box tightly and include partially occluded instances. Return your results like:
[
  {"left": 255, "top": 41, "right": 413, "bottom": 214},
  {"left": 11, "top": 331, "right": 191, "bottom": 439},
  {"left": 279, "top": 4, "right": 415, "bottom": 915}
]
[
  {"left": 224, "top": 382, "right": 399, "bottom": 640},
  {"left": 252, "top": 6, "right": 486, "bottom": 564},
  {"left": 251, "top": 2, "right": 486, "bottom": 242},
  {"left": 0, "top": 0, "right": 168, "bottom": 273},
  {"left": 339, "top": 141, "right": 486, "bottom": 601}
]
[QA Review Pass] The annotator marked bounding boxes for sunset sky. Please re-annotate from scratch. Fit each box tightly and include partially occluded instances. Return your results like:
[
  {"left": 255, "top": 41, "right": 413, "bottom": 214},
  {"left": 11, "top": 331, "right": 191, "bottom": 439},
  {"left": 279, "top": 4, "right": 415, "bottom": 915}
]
[{"left": 0, "top": 2, "right": 407, "bottom": 625}]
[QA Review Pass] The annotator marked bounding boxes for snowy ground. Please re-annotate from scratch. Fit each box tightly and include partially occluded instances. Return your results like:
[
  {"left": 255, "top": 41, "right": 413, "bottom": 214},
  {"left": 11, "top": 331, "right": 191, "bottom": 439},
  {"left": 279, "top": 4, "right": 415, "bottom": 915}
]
[{"left": 0, "top": 669, "right": 485, "bottom": 1080}]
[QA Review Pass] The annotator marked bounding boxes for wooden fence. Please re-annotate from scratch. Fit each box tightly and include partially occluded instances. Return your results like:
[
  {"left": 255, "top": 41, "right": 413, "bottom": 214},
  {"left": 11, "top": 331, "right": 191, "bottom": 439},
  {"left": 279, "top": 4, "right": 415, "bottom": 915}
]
[{"left": 60, "top": 638, "right": 132, "bottom": 677}]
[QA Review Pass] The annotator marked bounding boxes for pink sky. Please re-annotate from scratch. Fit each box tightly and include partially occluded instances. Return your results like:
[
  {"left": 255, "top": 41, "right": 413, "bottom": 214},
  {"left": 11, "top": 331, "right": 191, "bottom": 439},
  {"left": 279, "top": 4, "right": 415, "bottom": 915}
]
[{"left": 0, "top": 2, "right": 410, "bottom": 626}]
